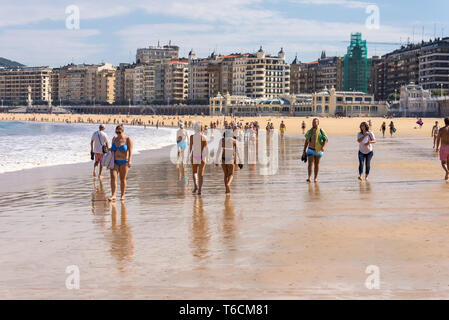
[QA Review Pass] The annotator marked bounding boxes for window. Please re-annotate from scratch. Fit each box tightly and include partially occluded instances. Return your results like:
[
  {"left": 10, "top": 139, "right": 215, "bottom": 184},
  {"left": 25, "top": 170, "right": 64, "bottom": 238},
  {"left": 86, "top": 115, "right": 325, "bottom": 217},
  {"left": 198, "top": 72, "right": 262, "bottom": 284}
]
[
  {"left": 316, "top": 105, "right": 322, "bottom": 112},
  {"left": 345, "top": 97, "right": 353, "bottom": 102}
]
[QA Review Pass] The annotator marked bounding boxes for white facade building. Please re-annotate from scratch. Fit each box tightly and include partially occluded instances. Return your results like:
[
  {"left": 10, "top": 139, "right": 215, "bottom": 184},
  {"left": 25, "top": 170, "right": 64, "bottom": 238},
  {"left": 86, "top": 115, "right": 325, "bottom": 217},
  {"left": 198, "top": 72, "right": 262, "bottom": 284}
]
[{"left": 399, "top": 83, "right": 439, "bottom": 116}]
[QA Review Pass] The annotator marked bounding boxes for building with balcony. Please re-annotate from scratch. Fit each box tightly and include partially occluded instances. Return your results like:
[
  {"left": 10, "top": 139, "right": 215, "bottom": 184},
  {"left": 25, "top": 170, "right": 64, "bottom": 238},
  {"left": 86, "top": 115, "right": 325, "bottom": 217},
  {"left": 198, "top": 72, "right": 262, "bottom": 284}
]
[
  {"left": 245, "top": 47, "right": 290, "bottom": 99},
  {"left": 419, "top": 38, "right": 449, "bottom": 93},
  {"left": 188, "top": 50, "right": 213, "bottom": 101},
  {"left": 164, "top": 59, "right": 189, "bottom": 102},
  {"left": 136, "top": 42, "right": 179, "bottom": 101},
  {"left": 290, "top": 52, "right": 343, "bottom": 94},
  {"left": 57, "top": 63, "right": 116, "bottom": 104},
  {"left": 0, "top": 67, "right": 52, "bottom": 104}
]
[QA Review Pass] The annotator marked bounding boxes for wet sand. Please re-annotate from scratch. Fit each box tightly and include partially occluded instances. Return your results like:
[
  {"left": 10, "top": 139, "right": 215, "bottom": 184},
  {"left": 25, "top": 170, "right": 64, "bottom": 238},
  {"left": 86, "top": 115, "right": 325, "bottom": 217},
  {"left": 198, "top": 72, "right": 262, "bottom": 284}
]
[{"left": 1, "top": 132, "right": 449, "bottom": 299}]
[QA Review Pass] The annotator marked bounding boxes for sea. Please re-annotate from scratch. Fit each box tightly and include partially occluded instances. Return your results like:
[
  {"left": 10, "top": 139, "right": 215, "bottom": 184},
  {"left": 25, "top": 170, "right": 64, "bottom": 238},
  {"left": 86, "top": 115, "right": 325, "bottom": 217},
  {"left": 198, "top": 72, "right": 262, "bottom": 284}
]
[{"left": 0, "top": 121, "right": 177, "bottom": 174}]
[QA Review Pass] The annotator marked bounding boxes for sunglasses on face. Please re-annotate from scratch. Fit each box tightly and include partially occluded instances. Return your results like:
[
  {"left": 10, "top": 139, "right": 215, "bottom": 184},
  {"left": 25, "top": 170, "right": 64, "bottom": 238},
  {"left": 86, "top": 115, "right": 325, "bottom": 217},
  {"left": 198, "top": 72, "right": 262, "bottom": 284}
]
[{"left": 116, "top": 131, "right": 123, "bottom": 134}]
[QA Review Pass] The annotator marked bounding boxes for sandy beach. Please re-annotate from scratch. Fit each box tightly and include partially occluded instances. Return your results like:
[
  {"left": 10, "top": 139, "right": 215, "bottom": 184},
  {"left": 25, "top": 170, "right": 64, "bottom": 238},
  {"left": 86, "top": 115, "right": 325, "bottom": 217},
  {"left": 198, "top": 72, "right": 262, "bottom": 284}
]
[
  {"left": 1, "top": 117, "right": 449, "bottom": 299},
  {"left": 0, "top": 112, "right": 442, "bottom": 137}
]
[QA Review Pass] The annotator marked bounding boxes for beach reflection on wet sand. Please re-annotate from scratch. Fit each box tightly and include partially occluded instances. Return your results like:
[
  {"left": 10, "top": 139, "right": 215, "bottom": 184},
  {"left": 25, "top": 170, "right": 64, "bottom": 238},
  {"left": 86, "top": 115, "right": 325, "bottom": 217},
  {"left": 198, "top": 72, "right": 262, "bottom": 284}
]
[{"left": 1, "top": 134, "right": 449, "bottom": 299}]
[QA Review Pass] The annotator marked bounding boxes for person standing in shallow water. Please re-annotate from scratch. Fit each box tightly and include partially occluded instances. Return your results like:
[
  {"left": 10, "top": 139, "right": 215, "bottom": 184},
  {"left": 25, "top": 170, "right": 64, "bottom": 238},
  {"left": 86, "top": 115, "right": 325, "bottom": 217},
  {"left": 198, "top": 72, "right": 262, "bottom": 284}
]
[
  {"left": 436, "top": 118, "right": 449, "bottom": 181},
  {"left": 389, "top": 121, "right": 396, "bottom": 137},
  {"left": 357, "top": 122, "right": 376, "bottom": 181},
  {"left": 380, "top": 122, "right": 386, "bottom": 138},
  {"left": 216, "top": 128, "right": 242, "bottom": 194},
  {"left": 432, "top": 121, "right": 440, "bottom": 151},
  {"left": 190, "top": 122, "right": 208, "bottom": 195},
  {"left": 280, "top": 121, "right": 286, "bottom": 138},
  {"left": 302, "top": 118, "right": 328, "bottom": 183},
  {"left": 176, "top": 122, "right": 188, "bottom": 164},
  {"left": 301, "top": 121, "right": 306, "bottom": 134},
  {"left": 109, "top": 125, "right": 133, "bottom": 202},
  {"left": 91, "top": 124, "right": 109, "bottom": 178}
]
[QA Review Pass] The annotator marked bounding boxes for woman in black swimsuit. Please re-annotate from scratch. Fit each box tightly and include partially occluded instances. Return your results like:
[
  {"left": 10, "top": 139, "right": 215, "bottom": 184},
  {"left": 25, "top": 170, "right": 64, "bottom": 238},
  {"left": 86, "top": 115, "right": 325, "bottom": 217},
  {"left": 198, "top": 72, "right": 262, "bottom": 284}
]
[{"left": 380, "top": 122, "right": 386, "bottom": 138}]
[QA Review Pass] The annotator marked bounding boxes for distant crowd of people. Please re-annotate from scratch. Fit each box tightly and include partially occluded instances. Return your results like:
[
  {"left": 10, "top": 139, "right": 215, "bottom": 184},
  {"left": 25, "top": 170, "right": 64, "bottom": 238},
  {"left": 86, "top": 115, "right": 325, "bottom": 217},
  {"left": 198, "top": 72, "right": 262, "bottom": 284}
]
[{"left": 88, "top": 116, "right": 449, "bottom": 201}]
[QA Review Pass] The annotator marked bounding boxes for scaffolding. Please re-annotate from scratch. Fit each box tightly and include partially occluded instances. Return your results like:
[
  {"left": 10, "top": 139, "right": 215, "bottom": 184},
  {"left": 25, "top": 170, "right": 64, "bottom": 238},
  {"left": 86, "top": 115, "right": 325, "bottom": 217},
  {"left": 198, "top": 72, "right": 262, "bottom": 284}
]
[{"left": 344, "top": 33, "right": 372, "bottom": 93}]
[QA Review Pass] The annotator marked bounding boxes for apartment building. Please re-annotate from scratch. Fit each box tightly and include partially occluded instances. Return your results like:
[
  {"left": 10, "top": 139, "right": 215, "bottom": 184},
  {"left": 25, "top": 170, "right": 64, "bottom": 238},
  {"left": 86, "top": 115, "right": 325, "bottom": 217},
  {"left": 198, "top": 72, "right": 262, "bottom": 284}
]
[
  {"left": 164, "top": 59, "right": 189, "bottom": 102},
  {"left": 136, "top": 43, "right": 179, "bottom": 101},
  {"left": 291, "top": 53, "right": 344, "bottom": 94},
  {"left": 58, "top": 63, "right": 116, "bottom": 104},
  {"left": 114, "top": 63, "right": 133, "bottom": 104},
  {"left": 245, "top": 47, "right": 290, "bottom": 99},
  {"left": 130, "top": 65, "right": 156, "bottom": 104},
  {"left": 188, "top": 50, "right": 211, "bottom": 101},
  {"left": 370, "top": 56, "right": 385, "bottom": 101},
  {"left": 0, "top": 67, "right": 52, "bottom": 103},
  {"left": 371, "top": 38, "right": 449, "bottom": 100},
  {"left": 96, "top": 69, "right": 116, "bottom": 105},
  {"left": 419, "top": 38, "right": 449, "bottom": 92},
  {"left": 320, "top": 55, "right": 344, "bottom": 91},
  {"left": 231, "top": 54, "right": 248, "bottom": 96},
  {"left": 189, "top": 48, "right": 289, "bottom": 100}
]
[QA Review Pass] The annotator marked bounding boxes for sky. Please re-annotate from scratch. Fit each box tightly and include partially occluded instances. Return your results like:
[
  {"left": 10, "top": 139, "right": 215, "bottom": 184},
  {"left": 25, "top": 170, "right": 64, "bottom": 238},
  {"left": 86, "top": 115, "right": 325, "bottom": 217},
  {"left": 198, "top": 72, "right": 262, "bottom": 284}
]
[{"left": 1, "top": 0, "right": 448, "bottom": 67}]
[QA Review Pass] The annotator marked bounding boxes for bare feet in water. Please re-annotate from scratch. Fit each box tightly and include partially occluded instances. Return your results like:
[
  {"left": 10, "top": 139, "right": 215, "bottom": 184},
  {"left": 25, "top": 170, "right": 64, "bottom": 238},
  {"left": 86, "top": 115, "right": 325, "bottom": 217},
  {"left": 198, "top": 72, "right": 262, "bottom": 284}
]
[{"left": 108, "top": 195, "right": 116, "bottom": 202}]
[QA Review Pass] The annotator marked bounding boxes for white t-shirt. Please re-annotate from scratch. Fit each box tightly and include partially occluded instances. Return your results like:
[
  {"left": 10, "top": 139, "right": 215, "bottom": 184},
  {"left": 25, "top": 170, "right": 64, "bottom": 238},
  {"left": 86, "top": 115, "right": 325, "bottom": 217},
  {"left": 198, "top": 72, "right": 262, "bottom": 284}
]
[
  {"left": 91, "top": 130, "right": 109, "bottom": 154},
  {"left": 358, "top": 131, "right": 375, "bottom": 154},
  {"left": 176, "top": 128, "right": 188, "bottom": 143}
]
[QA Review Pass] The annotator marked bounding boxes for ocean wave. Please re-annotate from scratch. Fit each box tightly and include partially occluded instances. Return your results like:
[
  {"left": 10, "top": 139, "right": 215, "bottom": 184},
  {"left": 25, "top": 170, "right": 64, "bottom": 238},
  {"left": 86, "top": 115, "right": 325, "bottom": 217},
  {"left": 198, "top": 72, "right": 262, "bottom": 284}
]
[{"left": 0, "top": 121, "right": 177, "bottom": 174}]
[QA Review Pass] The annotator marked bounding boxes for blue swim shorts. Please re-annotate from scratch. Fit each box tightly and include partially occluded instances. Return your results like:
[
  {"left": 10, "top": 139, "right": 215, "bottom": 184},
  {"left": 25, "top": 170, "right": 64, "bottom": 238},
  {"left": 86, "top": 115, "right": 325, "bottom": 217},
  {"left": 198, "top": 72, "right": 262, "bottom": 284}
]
[
  {"left": 306, "top": 148, "right": 323, "bottom": 158},
  {"left": 177, "top": 141, "right": 187, "bottom": 150}
]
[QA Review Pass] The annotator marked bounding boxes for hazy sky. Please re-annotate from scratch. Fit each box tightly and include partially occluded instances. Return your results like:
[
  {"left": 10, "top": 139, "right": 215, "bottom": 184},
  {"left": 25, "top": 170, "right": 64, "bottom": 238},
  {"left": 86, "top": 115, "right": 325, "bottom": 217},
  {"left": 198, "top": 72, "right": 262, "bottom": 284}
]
[{"left": 1, "top": 0, "right": 448, "bottom": 67}]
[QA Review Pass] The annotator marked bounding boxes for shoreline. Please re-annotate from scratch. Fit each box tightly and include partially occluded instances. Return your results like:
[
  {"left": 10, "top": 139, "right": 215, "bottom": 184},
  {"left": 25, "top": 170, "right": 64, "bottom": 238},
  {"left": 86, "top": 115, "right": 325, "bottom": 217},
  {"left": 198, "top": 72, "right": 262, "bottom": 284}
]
[{"left": 0, "top": 144, "right": 174, "bottom": 194}]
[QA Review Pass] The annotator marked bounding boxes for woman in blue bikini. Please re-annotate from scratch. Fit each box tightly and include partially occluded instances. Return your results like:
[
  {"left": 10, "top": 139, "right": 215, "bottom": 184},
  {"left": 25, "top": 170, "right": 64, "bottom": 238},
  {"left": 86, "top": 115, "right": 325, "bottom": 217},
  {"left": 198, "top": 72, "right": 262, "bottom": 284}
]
[{"left": 109, "top": 125, "right": 133, "bottom": 202}]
